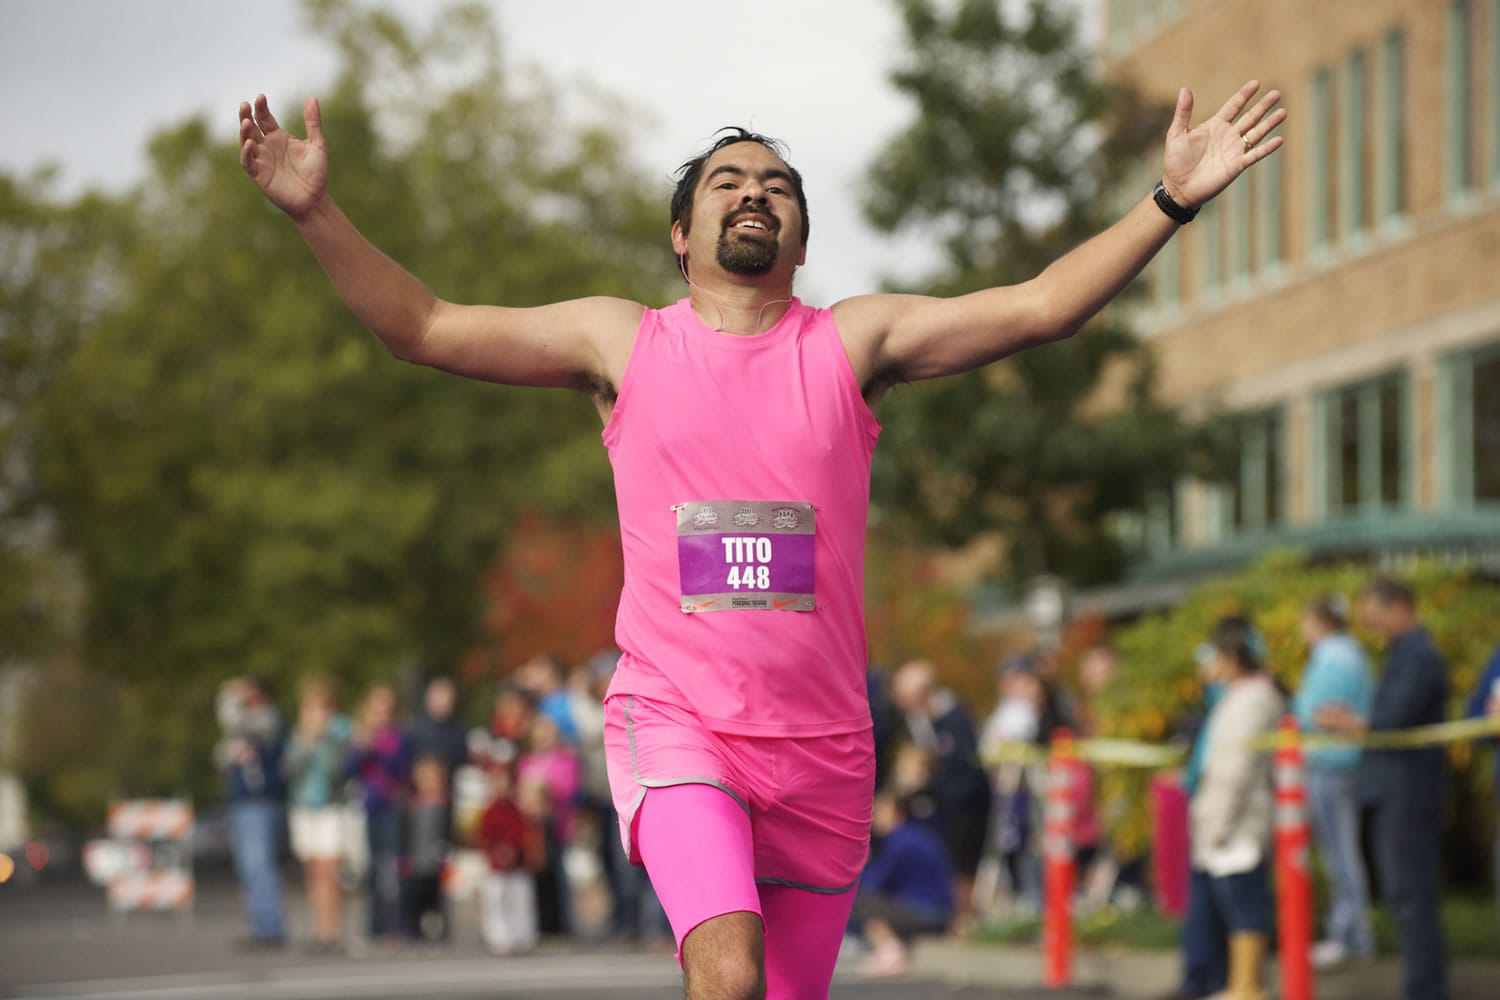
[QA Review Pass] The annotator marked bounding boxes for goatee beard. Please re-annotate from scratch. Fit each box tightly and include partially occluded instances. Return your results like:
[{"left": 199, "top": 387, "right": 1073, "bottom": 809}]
[{"left": 716, "top": 231, "right": 778, "bottom": 275}]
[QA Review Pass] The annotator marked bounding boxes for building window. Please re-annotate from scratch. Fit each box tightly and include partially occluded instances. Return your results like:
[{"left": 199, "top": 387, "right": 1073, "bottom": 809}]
[
  {"left": 1145, "top": 487, "right": 1178, "bottom": 556},
  {"left": 1380, "top": 30, "right": 1408, "bottom": 219},
  {"left": 1155, "top": 234, "right": 1181, "bottom": 311},
  {"left": 1491, "top": 0, "right": 1500, "bottom": 187},
  {"left": 1341, "top": 49, "right": 1369, "bottom": 240},
  {"left": 1446, "top": 0, "right": 1477, "bottom": 199},
  {"left": 1229, "top": 408, "right": 1286, "bottom": 532},
  {"left": 1230, "top": 172, "right": 1251, "bottom": 283},
  {"left": 1476, "top": 351, "right": 1500, "bottom": 500},
  {"left": 1199, "top": 200, "right": 1221, "bottom": 301},
  {"left": 1256, "top": 146, "right": 1283, "bottom": 269},
  {"left": 1310, "top": 68, "right": 1334, "bottom": 252},
  {"left": 1318, "top": 373, "right": 1410, "bottom": 515},
  {"left": 1439, "top": 343, "right": 1500, "bottom": 504}
]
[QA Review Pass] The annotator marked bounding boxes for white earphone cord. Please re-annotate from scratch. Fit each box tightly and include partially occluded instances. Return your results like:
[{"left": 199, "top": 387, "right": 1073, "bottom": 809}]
[{"left": 678, "top": 254, "right": 792, "bottom": 335}]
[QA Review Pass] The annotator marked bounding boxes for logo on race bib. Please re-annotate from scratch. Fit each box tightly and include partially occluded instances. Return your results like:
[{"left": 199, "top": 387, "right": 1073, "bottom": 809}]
[{"left": 676, "top": 500, "right": 816, "bottom": 613}]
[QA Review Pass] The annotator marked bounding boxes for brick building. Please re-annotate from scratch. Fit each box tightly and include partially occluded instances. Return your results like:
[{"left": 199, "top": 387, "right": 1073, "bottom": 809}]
[{"left": 1091, "top": 0, "right": 1500, "bottom": 606}]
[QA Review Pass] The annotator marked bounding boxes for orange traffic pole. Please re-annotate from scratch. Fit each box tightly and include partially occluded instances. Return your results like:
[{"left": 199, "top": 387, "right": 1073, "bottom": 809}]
[
  {"left": 1274, "top": 716, "right": 1315, "bottom": 1000},
  {"left": 1042, "top": 727, "right": 1076, "bottom": 989}
]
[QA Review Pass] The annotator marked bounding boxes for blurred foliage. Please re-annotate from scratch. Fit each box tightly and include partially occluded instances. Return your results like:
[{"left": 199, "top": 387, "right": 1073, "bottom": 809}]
[
  {"left": 463, "top": 510, "right": 625, "bottom": 680},
  {"left": 865, "top": 535, "right": 1004, "bottom": 709},
  {"left": 1095, "top": 550, "right": 1500, "bottom": 861},
  {"left": 6, "top": 0, "right": 676, "bottom": 828},
  {"left": 865, "top": 0, "right": 1230, "bottom": 589}
]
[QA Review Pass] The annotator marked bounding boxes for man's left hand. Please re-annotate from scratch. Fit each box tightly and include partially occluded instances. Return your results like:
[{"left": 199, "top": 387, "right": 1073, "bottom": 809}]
[{"left": 1161, "top": 80, "right": 1286, "bottom": 208}]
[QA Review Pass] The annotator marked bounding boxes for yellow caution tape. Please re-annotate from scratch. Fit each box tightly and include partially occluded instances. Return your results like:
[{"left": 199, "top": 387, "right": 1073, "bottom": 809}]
[
  {"left": 981, "top": 715, "right": 1500, "bottom": 771},
  {"left": 1249, "top": 713, "right": 1500, "bottom": 752},
  {"left": 983, "top": 738, "right": 1187, "bottom": 769}
]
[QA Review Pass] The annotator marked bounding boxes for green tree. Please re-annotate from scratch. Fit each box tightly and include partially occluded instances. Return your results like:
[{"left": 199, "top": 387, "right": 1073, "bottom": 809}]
[
  {"left": 865, "top": 0, "right": 1207, "bottom": 588},
  {"left": 15, "top": 0, "right": 675, "bottom": 820}
]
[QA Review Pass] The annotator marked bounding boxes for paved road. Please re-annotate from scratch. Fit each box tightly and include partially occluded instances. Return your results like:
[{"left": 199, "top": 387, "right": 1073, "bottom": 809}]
[{"left": 0, "top": 878, "right": 1096, "bottom": 1000}]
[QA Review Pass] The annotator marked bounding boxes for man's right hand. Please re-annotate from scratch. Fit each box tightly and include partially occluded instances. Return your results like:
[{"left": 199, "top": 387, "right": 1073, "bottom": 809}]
[{"left": 239, "top": 94, "right": 328, "bottom": 221}]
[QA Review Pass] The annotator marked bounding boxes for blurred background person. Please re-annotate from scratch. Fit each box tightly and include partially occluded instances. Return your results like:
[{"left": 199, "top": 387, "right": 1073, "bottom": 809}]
[
  {"left": 409, "top": 676, "right": 469, "bottom": 793},
  {"left": 1465, "top": 639, "right": 1500, "bottom": 942},
  {"left": 1072, "top": 645, "right": 1119, "bottom": 908},
  {"left": 1157, "top": 629, "right": 1234, "bottom": 1000},
  {"left": 850, "top": 789, "right": 955, "bottom": 978},
  {"left": 473, "top": 684, "right": 537, "bottom": 777},
  {"left": 1293, "top": 594, "right": 1375, "bottom": 969},
  {"left": 1189, "top": 616, "right": 1282, "bottom": 1000},
  {"left": 475, "top": 767, "right": 544, "bottom": 955},
  {"left": 891, "top": 659, "right": 991, "bottom": 933},
  {"left": 282, "top": 676, "right": 352, "bottom": 952},
  {"left": 867, "top": 665, "right": 902, "bottom": 794},
  {"left": 518, "top": 654, "right": 580, "bottom": 747},
  {"left": 214, "top": 676, "right": 289, "bottom": 949},
  {"left": 516, "top": 713, "right": 580, "bottom": 937},
  {"left": 572, "top": 651, "right": 632, "bottom": 943},
  {"left": 346, "top": 682, "right": 410, "bottom": 943},
  {"left": 399, "top": 753, "right": 453, "bottom": 943},
  {"left": 1320, "top": 576, "right": 1451, "bottom": 1000},
  {"left": 978, "top": 654, "right": 1042, "bottom": 915}
]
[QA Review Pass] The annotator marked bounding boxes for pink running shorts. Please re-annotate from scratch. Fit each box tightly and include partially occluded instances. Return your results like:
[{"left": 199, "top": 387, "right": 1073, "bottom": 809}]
[{"left": 603, "top": 693, "right": 873, "bottom": 933}]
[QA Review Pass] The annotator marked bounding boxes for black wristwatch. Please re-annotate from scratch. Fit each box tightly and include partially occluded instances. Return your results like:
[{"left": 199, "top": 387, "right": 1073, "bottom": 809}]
[{"left": 1152, "top": 180, "right": 1199, "bottom": 224}]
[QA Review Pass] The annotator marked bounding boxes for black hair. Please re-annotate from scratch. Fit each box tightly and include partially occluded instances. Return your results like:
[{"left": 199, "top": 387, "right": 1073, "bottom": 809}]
[
  {"left": 1212, "top": 615, "right": 1263, "bottom": 673},
  {"left": 670, "top": 127, "right": 810, "bottom": 273},
  {"left": 1363, "top": 574, "right": 1416, "bottom": 610}
]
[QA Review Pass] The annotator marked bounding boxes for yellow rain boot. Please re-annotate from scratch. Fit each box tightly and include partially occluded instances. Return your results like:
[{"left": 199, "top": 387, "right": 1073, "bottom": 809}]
[{"left": 1224, "top": 931, "right": 1268, "bottom": 1000}]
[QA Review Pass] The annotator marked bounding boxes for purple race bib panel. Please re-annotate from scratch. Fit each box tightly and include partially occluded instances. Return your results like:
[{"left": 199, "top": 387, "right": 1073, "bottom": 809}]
[{"left": 675, "top": 500, "right": 816, "bottom": 613}]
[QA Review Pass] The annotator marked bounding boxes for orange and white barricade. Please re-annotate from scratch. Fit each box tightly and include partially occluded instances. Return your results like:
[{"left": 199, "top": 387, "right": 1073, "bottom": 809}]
[{"left": 98, "top": 798, "right": 196, "bottom": 914}]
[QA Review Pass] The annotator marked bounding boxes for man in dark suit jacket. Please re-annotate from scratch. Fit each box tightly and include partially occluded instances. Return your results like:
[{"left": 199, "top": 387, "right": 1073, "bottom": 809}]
[{"left": 1319, "top": 576, "right": 1449, "bottom": 1000}]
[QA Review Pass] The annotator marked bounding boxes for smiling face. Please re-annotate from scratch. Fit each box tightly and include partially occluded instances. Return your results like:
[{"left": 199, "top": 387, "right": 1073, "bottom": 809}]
[{"left": 672, "top": 140, "right": 808, "bottom": 281}]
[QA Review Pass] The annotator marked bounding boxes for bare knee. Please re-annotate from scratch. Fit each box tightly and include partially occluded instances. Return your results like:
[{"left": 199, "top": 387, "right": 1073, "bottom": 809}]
[{"left": 682, "top": 911, "right": 765, "bottom": 1000}]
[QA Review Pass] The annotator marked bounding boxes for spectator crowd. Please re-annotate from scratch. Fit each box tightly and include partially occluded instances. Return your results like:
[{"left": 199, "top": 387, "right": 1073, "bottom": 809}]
[
  {"left": 213, "top": 651, "right": 669, "bottom": 957},
  {"left": 214, "top": 571, "right": 1500, "bottom": 997}
]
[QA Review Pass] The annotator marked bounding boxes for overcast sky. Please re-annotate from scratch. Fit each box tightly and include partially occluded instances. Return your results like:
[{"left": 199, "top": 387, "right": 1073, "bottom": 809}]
[{"left": 0, "top": 0, "right": 1013, "bottom": 303}]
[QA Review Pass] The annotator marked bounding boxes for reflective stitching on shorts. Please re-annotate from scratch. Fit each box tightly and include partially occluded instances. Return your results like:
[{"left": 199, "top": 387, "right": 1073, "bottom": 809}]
[
  {"left": 753, "top": 875, "right": 860, "bottom": 895},
  {"left": 624, "top": 695, "right": 752, "bottom": 817}
]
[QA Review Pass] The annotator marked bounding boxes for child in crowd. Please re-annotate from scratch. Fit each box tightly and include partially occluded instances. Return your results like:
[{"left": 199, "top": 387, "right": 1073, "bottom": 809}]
[
  {"left": 475, "top": 768, "right": 544, "bottom": 955},
  {"left": 399, "top": 754, "right": 452, "bottom": 943},
  {"left": 515, "top": 713, "right": 579, "bottom": 936},
  {"left": 851, "top": 789, "right": 956, "bottom": 978}
]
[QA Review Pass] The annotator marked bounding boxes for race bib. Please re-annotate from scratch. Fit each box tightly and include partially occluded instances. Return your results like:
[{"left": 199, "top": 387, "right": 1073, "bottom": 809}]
[{"left": 675, "top": 500, "right": 816, "bottom": 613}]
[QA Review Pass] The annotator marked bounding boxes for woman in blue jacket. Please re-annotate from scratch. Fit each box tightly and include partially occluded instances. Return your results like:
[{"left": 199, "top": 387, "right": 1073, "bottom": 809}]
[{"left": 1294, "top": 594, "right": 1376, "bottom": 969}]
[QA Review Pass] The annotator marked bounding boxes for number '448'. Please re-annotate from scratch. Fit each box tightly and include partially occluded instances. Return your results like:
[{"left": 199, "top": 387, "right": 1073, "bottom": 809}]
[{"left": 728, "top": 566, "right": 771, "bottom": 590}]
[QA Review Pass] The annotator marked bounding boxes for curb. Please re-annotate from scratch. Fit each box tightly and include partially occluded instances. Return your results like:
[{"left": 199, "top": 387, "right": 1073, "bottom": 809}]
[{"left": 910, "top": 940, "right": 1500, "bottom": 999}]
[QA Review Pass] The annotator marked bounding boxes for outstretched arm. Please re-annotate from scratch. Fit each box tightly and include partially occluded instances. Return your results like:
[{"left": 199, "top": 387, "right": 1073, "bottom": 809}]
[
  {"left": 238, "top": 95, "right": 640, "bottom": 388},
  {"left": 838, "top": 80, "right": 1286, "bottom": 387}
]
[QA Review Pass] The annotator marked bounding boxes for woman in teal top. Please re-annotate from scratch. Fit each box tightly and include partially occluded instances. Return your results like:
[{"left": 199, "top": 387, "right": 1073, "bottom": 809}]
[
  {"left": 282, "top": 677, "right": 354, "bottom": 950},
  {"left": 1295, "top": 595, "right": 1375, "bottom": 968}
]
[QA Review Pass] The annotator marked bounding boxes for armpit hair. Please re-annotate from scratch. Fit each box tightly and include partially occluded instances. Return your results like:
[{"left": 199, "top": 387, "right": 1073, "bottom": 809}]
[
  {"left": 863, "top": 362, "right": 909, "bottom": 402},
  {"left": 574, "top": 370, "right": 618, "bottom": 404}
]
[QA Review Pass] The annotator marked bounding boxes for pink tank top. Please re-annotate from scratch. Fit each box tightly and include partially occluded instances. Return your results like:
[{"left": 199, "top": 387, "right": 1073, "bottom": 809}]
[{"left": 602, "top": 298, "right": 881, "bottom": 737}]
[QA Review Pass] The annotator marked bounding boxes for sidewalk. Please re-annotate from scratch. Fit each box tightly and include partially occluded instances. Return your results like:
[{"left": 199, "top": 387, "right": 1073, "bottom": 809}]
[{"left": 911, "top": 938, "right": 1500, "bottom": 999}]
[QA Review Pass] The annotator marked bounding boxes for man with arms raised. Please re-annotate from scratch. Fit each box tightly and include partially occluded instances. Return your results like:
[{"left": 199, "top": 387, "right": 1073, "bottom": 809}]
[{"left": 239, "top": 80, "right": 1283, "bottom": 999}]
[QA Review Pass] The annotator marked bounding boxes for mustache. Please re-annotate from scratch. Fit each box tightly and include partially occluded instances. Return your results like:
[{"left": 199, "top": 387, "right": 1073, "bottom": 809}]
[{"left": 721, "top": 207, "right": 780, "bottom": 232}]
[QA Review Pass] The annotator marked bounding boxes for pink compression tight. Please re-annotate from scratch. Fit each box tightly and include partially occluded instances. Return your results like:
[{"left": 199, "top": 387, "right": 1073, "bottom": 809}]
[{"left": 635, "top": 783, "right": 858, "bottom": 999}]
